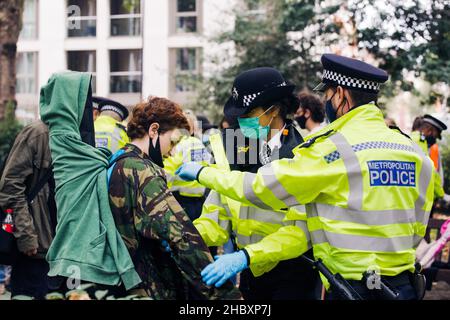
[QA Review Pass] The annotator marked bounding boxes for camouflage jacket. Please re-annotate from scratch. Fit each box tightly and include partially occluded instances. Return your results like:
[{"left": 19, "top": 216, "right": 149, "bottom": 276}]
[{"left": 108, "top": 144, "right": 241, "bottom": 300}]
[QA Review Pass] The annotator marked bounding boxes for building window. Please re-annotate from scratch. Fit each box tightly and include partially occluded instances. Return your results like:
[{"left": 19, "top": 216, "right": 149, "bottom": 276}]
[
  {"left": 67, "top": 51, "right": 97, "bottom": 93},
  {"left": 110, "top": 0, "right": 141, "bottom": 36},
  {"left": 16, "top": 52, "right": 38, "bottom": 94},
  {"left": 67, "top": 0, "right": 97, "bottom": 37},
  {"left": 173, "top": 48, "right": 200, "bottom": 92},
  {"left": 110, "top": 49, "right": 142, "bottom": 93},
  {"left": 20, "top": 0, "right": 38, "bottom": 39},
  {"left": 172, "top": 0, "right": 201, "bottom": 34}
]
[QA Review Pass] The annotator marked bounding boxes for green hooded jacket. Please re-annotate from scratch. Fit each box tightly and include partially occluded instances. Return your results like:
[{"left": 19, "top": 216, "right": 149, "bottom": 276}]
[{"left": 39, "top": 71, "right": 141, "bottom": 290}]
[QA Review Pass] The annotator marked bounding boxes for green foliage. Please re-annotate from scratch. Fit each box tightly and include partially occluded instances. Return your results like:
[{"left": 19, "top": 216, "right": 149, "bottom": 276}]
[
  {"left": 45, "top": 292, "right": 65, "bottom": 300},
  {"left": 0, "top": 101, "right": 23, "bottom": 174},
  {"left": 188, "top": 0, "right": 337, "bottom": 120},
  {"left": 37, "top": 282, "right": 154, "bottom": 300},
  {"left": 356, "top": 0, "right": 450, "bottom": 102},
  {"left": 188, "top": 0, "right": 449, "bottom": 121},
  {"left": 440, "top": 135, "right": 450, "bottom": 194},
  {"left": 11, "top": 295, "right": 34, "bottom": 300}
]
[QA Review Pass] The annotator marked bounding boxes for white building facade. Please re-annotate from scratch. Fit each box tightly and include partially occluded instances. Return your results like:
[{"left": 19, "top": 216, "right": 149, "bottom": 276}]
[{"left": 16, "top": 0, "right": 235, "bottom": 122}]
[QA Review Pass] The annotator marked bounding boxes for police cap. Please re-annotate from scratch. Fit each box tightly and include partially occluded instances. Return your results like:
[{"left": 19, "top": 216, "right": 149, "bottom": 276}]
[
  {"left": 93, "top": 96, "right": 129, "bottom": 121},
  {"left": 314, "top": 54, "right": 389, "bottom": 94},
  {"left": 423, "top": 114, "right": 447, "bottom": 139}
]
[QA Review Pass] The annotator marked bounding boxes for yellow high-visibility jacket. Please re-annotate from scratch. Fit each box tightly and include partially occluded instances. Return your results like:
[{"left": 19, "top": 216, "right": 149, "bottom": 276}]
[
  {"left": 94, "top": 115, "right": 130, "bottom": 154},
  {"left": 197, "top": 104, "right": 435, "bottom": 286},
  {"left": 411, "top": 131, "right": 445, "bottom": 199},
  {"left": 164, "top": 135, "right": 211, "bottom": 197},
  {"left": 194, "top": 130, "right": 311, "bottom": 277}
]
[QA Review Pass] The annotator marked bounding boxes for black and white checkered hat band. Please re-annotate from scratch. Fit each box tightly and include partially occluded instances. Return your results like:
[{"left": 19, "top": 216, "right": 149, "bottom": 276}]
[
  {"left": 243, "top": 92, "right": 262, "bottom": 107},
  {"left": 423, "top": 118, "right": 445, "bottom": 131},
  {"left": 322, "top": 69, "right": 381, "bottom": 91},
  {"left": 241, "top": 82, "right": 288, "bottom": 107},
  {"left": 101, "top": 105, "right": 125, "bottom": 119}
]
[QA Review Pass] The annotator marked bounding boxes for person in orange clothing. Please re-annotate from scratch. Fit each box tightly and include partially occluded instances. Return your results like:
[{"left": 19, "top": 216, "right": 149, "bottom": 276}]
[
  {"left": 422, "top": 115, "right": 446, "bottom": 171},
  {"left": 420, "top": 115, "right": 449, "bottom": 201},
  {"left": 429, "top": 143, "right": 441, "bottom": 172}
]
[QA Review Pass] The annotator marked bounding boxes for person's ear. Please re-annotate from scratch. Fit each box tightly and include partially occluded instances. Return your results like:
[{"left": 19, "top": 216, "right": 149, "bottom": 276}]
[
  {"left": 343, "top": 89, "right": 353, "bottom": 111},
  {"left": 148, "top": 123, "right": 160, "bottom": 139},
  {"left": 304, "top": 109, "right": 311, "bottom": 119},
  {"left": 336, "top": 86, "right": 345, "bottom": 106}
]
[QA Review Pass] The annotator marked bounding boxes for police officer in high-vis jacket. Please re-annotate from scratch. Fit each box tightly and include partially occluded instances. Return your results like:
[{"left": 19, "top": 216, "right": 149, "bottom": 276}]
[
  {"left": 177, "top": 54, "right": 435, "bottom": 300},
  {"left": 163, "top": 110, "right": 212, "bottom": 221},
  {"left": 93, "top": 97, "right": 130, "bottom": 154},
  {"left": 411, "top": 115, "right": 448, "bottom": 201},
  {"left": 194, "top": 68, "right": 319, "bottom": 300}
]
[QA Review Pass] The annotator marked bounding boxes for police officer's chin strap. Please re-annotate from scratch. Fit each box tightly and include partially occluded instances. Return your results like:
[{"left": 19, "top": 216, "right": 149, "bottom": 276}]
[{"left": 149, "top": 132, "right": 164, "bottom": 168}]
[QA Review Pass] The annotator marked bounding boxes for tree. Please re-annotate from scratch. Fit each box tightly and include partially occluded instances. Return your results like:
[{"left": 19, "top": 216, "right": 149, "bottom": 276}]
[
  {"left": 0, "top": 0, "right": 24, "bottom": 121},
  {"left": 354, "top": 0, "right": 450, "bottom": 104},
  {"left": 0, "top": 102, "right": 23, "bottom": 174},
  {"left": 189, "top": 0, "right": 332, "bottom": 121},
  {"left": 189, "top": 0, "right": 449, "bottom": 121},
  {"left": 0, "top": 0, "right": 25, "bottom": 173}
]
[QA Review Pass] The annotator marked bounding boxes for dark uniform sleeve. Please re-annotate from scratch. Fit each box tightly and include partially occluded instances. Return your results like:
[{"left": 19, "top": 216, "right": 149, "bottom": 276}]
[{"left": 136, "top": 173, "right": 241, "bottom": 300}]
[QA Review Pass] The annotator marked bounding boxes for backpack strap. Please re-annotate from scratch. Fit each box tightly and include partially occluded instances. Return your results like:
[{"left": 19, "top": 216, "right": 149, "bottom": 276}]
[
  {"left": 107, "top": 150, "right": 135, "bottom": 187},
  {"left": 27, "top": 169, "right": 53, "bottom": 203},
  {"left": 25, "top": 168, "right": 58, "bottom": 233}
]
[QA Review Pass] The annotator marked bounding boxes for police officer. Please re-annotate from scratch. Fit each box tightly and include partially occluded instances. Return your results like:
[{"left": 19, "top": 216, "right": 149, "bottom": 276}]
[
  {"left": 164, "top": 110, "right": 212, "bottom": 221},
  {"left": 194, "top": 67, "right": 319, "bottom": 300},
  {"left": 177, "top": 54, "right": 435, "bottom": 300},
  {"left": 411, "top": 114, "right": 448, "bottom": 200},
  {"left": 93, "top": 97, "right": 130, "bottom": 153}
]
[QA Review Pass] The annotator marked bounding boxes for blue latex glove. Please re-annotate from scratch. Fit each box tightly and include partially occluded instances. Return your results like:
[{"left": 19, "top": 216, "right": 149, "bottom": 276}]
[
  {"left": 201, "top": 251, "right": 248, "bottom": 288},
  {"left": 175, "top": 162, "right": 204, "bottom": 181}
]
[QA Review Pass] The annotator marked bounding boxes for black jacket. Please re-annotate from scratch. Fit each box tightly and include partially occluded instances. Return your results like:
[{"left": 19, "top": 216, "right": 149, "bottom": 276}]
[
  {"left": 224, "top": 120, "right": 304, "bottom": 173},
  {"left": 221, "top": 120, "right": 320, "bottom": 299}
]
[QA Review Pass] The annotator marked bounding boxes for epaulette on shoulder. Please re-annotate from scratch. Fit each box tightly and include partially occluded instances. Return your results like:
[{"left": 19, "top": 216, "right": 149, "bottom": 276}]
[
  {"left": 389, "top": 125, "right": 411, "bottom": 140},
  {"left": 298, "top": 129, "right": 334, "bottom": 149},
  {"left": 115, "top": 122, "right": 127, "bottom": 131}
]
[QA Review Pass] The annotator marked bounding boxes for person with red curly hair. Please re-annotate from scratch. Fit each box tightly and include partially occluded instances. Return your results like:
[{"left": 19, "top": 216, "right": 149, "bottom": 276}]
[{"left": 107, "top": 96, "right": 241, "bottom": 300}]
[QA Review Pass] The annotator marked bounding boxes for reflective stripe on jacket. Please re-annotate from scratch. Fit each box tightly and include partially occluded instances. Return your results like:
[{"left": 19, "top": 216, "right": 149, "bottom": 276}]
[
  {"left": 197, "top": 104, "right": 435, "bottom": 283},
  {"left": 194, "top": 131, "right": 311, "bottom": 277},
  {"left": 164, "top": 135, "right": 211, "bottom": 197},
  {"left": 94, "top": 115, "right": 130, "bottom": 154}
]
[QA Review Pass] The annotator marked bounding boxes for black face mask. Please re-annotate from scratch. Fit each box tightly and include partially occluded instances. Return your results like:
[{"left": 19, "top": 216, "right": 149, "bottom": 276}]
[
  {"left": 425, "top": 135, "right": 437, "bottom": 148},
  {"left": 149, "top": 133, "right": 164, "bottom": 168},
  {"left": 295, "top": 115, "right": 308, "bottom": 130}
]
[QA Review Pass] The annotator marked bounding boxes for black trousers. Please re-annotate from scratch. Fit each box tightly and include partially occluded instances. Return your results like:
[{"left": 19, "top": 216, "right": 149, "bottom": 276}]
[
  {"left": 10, "top": 254, "right": 61, "bottom": 299},
  {"left": 239, "top": 250, "right": 320, "bottom": 300},
  {"left": 325, "top": 271, "right": 418, "bottom": 300},
  {"left": 173, "top": 192, "right": 205, "bottom": 221}
]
